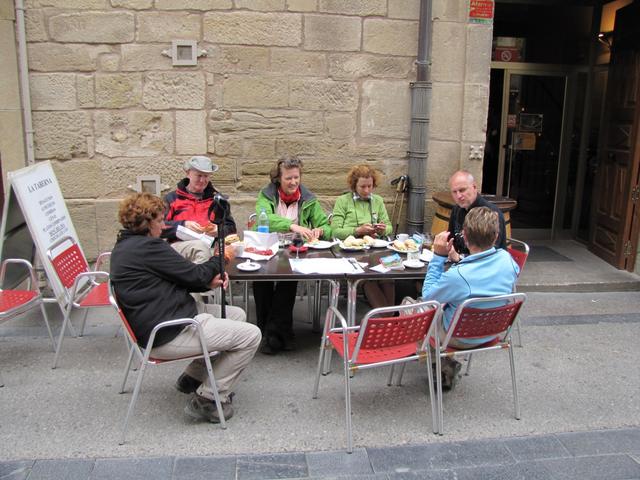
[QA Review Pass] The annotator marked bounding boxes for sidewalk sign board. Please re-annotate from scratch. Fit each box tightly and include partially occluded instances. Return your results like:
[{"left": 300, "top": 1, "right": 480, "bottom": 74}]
[{"left": 0, "top": 161, "right": 82, "bottom": 301}]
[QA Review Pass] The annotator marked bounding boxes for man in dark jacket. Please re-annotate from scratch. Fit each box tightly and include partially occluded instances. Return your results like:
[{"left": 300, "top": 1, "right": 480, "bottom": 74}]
[
  {"left": 163, "top": 156, "right": 237, "bottom": 263},
  {"left": 111, "top": 193, "right": 260, "bottom": 423},
  {"left": 447, "top": 170, "right": 507, "bottom": 262}
]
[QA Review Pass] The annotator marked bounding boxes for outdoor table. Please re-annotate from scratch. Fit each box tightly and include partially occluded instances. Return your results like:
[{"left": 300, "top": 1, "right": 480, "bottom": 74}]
[
  {"left": 228, "top": 245, "right": 431, "bottom": 331},
  {"left": 333, "top": 246, "right": 429, "bottom": 326}
]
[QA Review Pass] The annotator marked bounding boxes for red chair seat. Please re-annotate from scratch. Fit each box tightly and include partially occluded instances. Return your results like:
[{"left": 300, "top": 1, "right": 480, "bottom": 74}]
[
  {"left": 79, "top": 282, "right": 110, "bottom": 307},
  {"left": 328, "top": 332, "right": 419, "bottom": 364},
  {"left": 0, "top": 290, "right": 39, "bottom": 313}
]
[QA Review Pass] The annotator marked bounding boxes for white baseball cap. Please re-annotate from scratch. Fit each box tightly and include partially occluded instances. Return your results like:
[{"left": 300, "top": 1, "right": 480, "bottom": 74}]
[{"left": 184, "top": 156, "right": 219, "bottom": 173}]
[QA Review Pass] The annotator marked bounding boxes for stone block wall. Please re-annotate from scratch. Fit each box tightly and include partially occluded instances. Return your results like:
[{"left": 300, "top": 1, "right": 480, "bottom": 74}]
[{"left": 10, "top": 0, "right": 492, "bottom": 257}]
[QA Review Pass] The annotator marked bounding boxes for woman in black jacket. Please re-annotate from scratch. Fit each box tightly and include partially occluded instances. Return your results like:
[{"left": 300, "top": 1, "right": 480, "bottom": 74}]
[{"left": 110, "top": 193, "right": 261, "bottom": 423}]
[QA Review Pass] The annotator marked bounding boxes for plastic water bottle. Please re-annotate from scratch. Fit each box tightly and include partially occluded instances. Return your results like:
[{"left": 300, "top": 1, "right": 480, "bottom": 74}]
[{"left": 257, "top": 208, "right": 270, "bottom": 233}]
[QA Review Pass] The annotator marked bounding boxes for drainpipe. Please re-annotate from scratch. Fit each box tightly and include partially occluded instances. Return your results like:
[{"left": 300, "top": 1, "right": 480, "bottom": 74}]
[
  {"left": 15, "top": 0, "right": 35, "bottom": 166},
  {"left": 406, "top": 0, "right": 432, "bottom": 234}
]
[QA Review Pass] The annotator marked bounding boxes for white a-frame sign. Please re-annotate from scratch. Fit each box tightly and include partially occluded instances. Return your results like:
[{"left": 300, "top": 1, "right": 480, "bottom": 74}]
[{"left": 0, "top": 161, "right": 82, "bottom": 301}]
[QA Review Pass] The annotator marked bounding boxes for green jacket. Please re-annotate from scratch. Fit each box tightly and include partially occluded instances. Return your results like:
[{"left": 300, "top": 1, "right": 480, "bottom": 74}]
[
  {"left": 331, "top": 192, "right": 392, "bottom": 240},
  {"left": 255, "top": 183, "right": 332, "bottom": 239}
]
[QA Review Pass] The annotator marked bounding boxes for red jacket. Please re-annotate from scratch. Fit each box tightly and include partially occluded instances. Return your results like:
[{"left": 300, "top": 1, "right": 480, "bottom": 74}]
[{"left": 162, "top": 178, "right": 236, "bottom": 241}]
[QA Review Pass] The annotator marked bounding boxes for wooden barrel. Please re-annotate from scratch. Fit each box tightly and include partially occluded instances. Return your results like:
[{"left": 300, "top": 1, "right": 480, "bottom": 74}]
[{"left": 431, "top": 191, "right": 517, "bottom": 237}]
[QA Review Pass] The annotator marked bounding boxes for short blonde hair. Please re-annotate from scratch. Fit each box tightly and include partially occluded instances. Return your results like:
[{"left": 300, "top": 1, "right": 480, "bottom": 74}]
[
  {"left": 463, "top": 207, "right": 498, "bottom": 250},
  {"left": 346, "top": 164, "right": 381, "bottom": 191},
  {"left": 118, "top": 193, "right": 165, "bottom": 235}
]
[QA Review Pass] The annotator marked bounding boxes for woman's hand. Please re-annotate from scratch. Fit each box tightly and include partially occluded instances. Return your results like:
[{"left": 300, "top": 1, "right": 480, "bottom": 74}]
[
  {"left": 355, "top": 223, "right": 376, "bottom": 237},
  {"left": 311, "top": 227, "right": 324, "bottom": 240},
  {"left": 290, "top": 224, "right": 315, "bottom": 241},
  {"left": 209, "top": 272, "right": 229, "bottom": 290}
]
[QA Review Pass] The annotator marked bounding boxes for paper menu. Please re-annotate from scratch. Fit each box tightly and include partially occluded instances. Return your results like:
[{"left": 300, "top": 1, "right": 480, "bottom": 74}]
[{"left": 176, "top": 225, "right": 215, "bottom": 247}]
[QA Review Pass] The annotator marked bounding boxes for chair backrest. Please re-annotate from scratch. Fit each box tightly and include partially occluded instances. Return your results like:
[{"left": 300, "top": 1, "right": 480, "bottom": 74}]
[
  {"left": 247, "top": 213, "right": 257, "bottom": 229},
  {"left": 507, "top": 238, "right": 530, "bottom": 275},
  {"left": 446, "top": 293, "right": 526, "bottom": 344},
  {"left": 108, "top": 282, "right": 140, "bottom": 346},
  {"left": 47, "top": 236, "right": 89, "bottom": 289},
  {"left": 353, "top": 300, "right": 440, "bottom": 360}
]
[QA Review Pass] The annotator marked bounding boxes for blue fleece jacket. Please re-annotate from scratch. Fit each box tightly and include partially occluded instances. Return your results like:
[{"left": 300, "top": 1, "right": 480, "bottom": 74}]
[{"left": 421, "top": 247, "right": 520, "bottom": 343}]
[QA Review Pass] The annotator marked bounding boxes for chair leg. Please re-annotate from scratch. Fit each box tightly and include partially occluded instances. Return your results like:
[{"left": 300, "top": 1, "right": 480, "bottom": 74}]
[
  {"left": 387, "top": 365, "right": 395, "bottom": 386},
  {"left": 394, "top": 363, "right": 407, "bottom": 386},
  {"left": 435, "top": 352, "right": 444, "bottom": 435},
  {"left": 464, "top": 353, "right": 473, "bottom": 376},
  {"left": 343, "top": 358, "right": 353, "bottom": 454},
  {"left": 426, "top": 348, "right": 439, "bottom": 434},
  {"left": 52, "top": 306, "right": 74, "bottom": 369},
  {"left": 120, "top": 345, "right": 136, "bottom": 393},
  {"left": 227, "top": 282, "right": 234, "bottom": 306},
  {"left": 312, "top": 339, "right": 327, "bottom": 398},
  {"left": 0, "top": 371, "right": 4, "bottom": 387},
  {"left": 78, "top": 309, "right": 89, "bottom": 337},
  {"left": 39, "top": 303, "right": 55, "bottom": 350},
  {"left": 513, "top": 322, "right": 523, "bottom": 347},
  {"left": 243, "top": 282, "right": 249, "bottom": 315},
  {"left": 119, "top": 358, "right": 149, "bottom": 445},
  {"left": 508, "top": 345, "right": 521, "bottom": 420},
  {"left": 202, "top": 352, "right": 227, "bottom": 430}
]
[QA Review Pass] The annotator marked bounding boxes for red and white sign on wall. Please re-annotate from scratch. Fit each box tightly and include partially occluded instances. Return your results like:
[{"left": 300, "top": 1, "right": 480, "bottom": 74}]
[{"left": 469, "top": 0, "right": 494, "bottom": 24}]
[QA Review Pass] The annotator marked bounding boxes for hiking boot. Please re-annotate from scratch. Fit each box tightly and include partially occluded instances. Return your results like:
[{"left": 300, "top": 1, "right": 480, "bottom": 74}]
[
  {"left": 184, "top": 394, "right": 234, "bottom": 423},
  {"left": 175, "top": 373, "right": 200, "bottom": 394},
  {"left": 260, "top": 334, "right": 282, "bottom": 355}
]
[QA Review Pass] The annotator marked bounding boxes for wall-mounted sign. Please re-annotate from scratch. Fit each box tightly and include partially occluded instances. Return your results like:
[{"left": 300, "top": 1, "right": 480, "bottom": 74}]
[
  {"left": 469, "top": 0, "right": 494, "bottom": 24},
  {"left": 514, "top": 132, "right": 537, "bottom": 151}
]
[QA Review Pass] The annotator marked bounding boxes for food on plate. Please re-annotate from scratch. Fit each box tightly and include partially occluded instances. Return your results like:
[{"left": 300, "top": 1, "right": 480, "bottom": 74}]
[
  {"left": 225, "top": 233, "right": 240, "bottom": 245},
  {"left": 307, "top": 237, "right": 320, "bottom": 245},
  {"left": 391, "top": 238, "right": 419, "bottom": 252},
  {"left": 244, "top": 246, "right": 274, "bottom": 256},
  {"left": 200, "top": 222, "right": 217, "bottom": 235},
  {"left": 343, "top": 235, "right": 365, "bottom": 247},
  {"left": 362, "top": 235, "right": 376, "bottom": 246}
]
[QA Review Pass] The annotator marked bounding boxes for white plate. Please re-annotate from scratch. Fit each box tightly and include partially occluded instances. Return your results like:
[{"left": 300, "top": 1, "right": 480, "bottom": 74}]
[
  {"left": 403, "top": 260, "right": 425, "bottom": 269},
  {"left": 237, "top": 261, "right": 261, "bottom": 272},
  {"left": 387, "top": 244, "right": 419, "bottom": 254},
  {"left": 368, "top": 239, "right": 389, "bottom": 248},
  {"left": 305, "top": 240, "right": 334, "bottom": 249},
  {"left": 419, "top": 249, "right": 434, "bottom": 262},
  {"left": 339, "top": 243, "right": 369, "bottom": 251}
]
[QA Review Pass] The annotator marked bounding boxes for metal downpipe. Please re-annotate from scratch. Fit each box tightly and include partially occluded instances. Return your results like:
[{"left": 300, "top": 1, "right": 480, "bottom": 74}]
[
  {"left": 15, "top": 0, "right": 35, "bottom": 166},
  {"left": 406, "top": 0, "right": 433, "bottom": 234}
]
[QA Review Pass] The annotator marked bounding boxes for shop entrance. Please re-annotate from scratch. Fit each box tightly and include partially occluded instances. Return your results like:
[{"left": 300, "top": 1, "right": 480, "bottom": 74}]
[{"left": 483, "top": 67, "right": 569, "bottom": 237}]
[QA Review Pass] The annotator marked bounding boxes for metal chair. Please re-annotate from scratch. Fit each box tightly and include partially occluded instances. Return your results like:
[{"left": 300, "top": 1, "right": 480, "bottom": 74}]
[
  {"left": 432, "top": 293, "right": 527, "bottom": 434},
  {"left": 0, "top": 259, "right": 55, "bottom": 386},
  {"left": 46, "top": 235, "right": 115, "bottom": 368},
  {"left": 507, "top": 238, "right": 530, "bottom": 346},
  {"left": 313, "top": 299, "right": 442, "bottom": 452},
  {"left": 109, "top": 285, "right": 226, "bottom": 444}
]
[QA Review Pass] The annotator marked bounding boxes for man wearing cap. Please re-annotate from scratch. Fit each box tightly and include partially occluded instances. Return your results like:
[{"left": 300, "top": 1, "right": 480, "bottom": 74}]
[{"left": 163, "top": 156, "right": 237, "bottom": 263}]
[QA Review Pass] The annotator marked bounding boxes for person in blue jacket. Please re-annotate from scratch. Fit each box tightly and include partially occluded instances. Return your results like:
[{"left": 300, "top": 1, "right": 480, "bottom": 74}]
[{"left": 422, "top": 206, "right": 519, "bottom": 390}]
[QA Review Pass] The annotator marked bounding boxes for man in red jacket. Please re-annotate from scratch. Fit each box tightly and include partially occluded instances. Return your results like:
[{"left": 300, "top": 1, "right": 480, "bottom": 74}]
[{"left": 163, "top": 156, "right": 237, "bottom": 263}]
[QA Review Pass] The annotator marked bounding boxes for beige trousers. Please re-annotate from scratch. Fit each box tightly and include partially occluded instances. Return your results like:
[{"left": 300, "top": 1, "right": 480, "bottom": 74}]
[
  {"left": 150, "top": 304, "right": 261, "bottom": 402},
  {"left": 171, "top": 240, "right": 212, "bottom": 264}
]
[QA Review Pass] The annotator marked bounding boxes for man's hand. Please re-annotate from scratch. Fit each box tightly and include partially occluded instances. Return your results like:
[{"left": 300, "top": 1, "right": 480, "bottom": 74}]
[
  {"left": 209, "top": 272, "right": 229, "bottom": 290},
  {"left": 184, "top": 220, "right": 204, "bottom": 233},
  {"left": 373, "top": 223, "right": 387, "bottom": 235},
  {"left": 433, "top": 231, "right": 453, "bottom": 257}
]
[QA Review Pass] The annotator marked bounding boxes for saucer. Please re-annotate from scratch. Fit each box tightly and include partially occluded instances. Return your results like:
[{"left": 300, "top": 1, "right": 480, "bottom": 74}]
[
  {"left": 402, "top": 260, "right": 425, "bottom": 269},
  {"left": 237, "top": 261, "right": 261, "bottom": 272}
]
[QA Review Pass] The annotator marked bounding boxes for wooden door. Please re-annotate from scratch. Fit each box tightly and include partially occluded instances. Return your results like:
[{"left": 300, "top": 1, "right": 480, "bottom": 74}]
[{"left": 589, "top": 2, "right": 640, "bottom": 271}]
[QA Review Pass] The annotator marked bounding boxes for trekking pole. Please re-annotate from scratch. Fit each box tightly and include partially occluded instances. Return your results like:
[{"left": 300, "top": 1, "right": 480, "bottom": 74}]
[{"left": 390, "top": 175, "right": 408, "bottom": 235}]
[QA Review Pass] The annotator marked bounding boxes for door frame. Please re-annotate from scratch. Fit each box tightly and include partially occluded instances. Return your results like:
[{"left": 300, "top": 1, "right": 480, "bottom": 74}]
[{"left": 490, "top": 61, "right": 589, "bottom": 239}]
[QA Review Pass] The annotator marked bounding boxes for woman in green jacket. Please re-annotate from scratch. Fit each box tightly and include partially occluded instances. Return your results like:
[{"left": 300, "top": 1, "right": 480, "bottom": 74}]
[
  {"left": 331, "top": 164, "right": 394, "bottom": 308},
  {"left": 254, "top": 155, "right": 331, "bottom": 355}
]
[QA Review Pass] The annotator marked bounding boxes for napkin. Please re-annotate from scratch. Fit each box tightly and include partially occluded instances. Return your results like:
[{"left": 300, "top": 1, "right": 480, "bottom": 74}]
[{"left": 241, "top": 230, "right": 279, "bottom": 261}]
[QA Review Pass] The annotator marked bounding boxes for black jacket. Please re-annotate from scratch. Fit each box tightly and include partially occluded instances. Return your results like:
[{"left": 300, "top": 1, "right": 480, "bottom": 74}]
[
  {"left": 447, "top": 196, "right": 507, "bottom": 255},
  {"left": 110, "top": 230, "right": 222, "bottom": 348}
]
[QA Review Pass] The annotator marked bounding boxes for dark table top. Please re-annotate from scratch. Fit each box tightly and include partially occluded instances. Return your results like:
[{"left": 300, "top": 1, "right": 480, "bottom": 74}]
[{"left": 229, "top": 244, "right": 429, "bottom": 282}]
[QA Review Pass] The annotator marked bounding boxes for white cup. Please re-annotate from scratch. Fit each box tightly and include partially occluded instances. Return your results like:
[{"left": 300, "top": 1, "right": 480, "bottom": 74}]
[
  {"left": 396, "top": 233, "right": 409, "bottom": 242},
  {"left": 407, "top": 250, "right": 420, "bottom": 263},
  {"left": 232, "top": 242, "right": 244, "bottom": 257}
]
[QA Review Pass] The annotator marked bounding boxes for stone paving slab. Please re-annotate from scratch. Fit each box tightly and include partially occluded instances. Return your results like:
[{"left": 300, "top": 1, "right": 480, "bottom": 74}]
[{"left": 2, "top": 429, "right": 640, "bottom": 480}]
